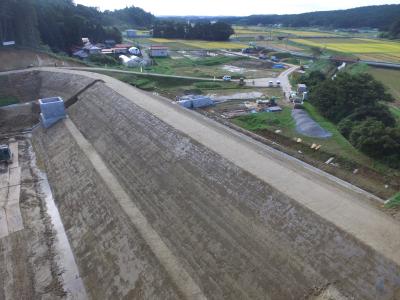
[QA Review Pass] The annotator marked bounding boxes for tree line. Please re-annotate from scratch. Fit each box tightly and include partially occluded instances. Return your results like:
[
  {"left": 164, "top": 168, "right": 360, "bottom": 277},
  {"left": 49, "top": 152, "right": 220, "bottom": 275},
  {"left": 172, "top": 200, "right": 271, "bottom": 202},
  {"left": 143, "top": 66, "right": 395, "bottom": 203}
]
[
  {"left": 301, "top": 70, "right": 400, "bottom": 168},
  {"left": 165, "top": 5, "right": 400, "bottom": 31},
  {"left": 0, "top": 0, "right": 154, "bottom": 53},
  {"left": 153, "top": 21, "right": 234, "bottom": 41}
]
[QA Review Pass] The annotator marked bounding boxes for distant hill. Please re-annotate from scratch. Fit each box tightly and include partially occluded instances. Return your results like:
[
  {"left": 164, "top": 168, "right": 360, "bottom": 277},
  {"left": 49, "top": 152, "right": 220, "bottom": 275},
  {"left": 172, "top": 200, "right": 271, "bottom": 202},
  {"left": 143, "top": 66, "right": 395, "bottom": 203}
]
[{"left": 160, "top": 5, "right": 400, "bottom": 30}]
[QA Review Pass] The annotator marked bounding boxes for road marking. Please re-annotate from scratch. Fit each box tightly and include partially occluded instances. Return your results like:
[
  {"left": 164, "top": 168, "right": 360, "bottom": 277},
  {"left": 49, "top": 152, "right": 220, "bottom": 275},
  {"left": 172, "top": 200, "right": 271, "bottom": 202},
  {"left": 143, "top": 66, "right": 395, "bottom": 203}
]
[{"left": 65, "top": 118, "right": 207, "bottom": 300}]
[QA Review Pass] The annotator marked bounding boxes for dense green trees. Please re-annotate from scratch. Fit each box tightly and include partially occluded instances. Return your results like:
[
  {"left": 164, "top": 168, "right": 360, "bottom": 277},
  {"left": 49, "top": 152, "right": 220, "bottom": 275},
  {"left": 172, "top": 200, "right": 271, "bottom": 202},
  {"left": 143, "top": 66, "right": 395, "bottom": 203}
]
[
  {"left": 309, "top": 72, "right": 399, "bottom": 167},
  {"left": 103, "top": 6, "right": 155, "bottom": 27},
  {"left": 153, "top": 21, "right": 234, "bottom": 41},
  {"left": 167, "top": 4, "right": 400, "bottom": 31},
  {"left": 310, "top": 73, "right": 393, "bottom": 122},
  {"left": 0, "top": 0, "right": 153, "bottom": 53},
  {"left": 0, "top": 0, "right": 40, "bottom": 47}
]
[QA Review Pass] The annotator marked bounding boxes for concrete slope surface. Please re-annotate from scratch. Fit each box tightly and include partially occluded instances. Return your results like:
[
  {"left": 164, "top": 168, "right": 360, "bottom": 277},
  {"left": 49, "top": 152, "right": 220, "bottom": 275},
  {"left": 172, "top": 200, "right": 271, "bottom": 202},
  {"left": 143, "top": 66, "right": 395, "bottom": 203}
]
[{"left": 8, "top": 68, "right": 399, "bottom": 299}]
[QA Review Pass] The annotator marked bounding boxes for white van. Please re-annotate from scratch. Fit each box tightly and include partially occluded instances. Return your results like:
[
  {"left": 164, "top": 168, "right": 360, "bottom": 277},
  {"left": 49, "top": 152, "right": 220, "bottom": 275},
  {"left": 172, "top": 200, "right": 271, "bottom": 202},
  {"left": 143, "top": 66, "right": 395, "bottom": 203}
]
[
  {"left": 276, "top": 80, "right": 281, "bottom": 86},
  {"left": 223, "top": 75, "right": 232, "bottom": 81},
  {"left": 268, "top": 80, "right": 273, "bottom": 87}
]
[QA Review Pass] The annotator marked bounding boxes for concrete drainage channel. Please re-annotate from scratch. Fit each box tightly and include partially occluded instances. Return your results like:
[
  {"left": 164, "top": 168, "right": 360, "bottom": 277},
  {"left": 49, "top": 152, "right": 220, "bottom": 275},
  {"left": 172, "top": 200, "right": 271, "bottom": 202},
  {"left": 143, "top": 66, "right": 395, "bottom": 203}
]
[
  {"left": 1, "top": 69, "right": 400, "bottom": 299},
  {"left": 31, "top": 147, "right": 88, "bottom": 299}
]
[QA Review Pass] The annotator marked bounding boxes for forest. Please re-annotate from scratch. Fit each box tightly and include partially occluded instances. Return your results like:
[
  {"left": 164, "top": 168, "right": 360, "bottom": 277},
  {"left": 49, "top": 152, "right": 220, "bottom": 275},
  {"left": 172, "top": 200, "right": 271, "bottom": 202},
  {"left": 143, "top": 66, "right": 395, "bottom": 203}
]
[
  {"left": 165, "top": 5, "right": 400, "bottom": 31},
  {"left": 0, "top": 0, "right": 154, "bottom": 53},
  {"left": 153, "top": 21, "right": 234, "bottom": 41}
]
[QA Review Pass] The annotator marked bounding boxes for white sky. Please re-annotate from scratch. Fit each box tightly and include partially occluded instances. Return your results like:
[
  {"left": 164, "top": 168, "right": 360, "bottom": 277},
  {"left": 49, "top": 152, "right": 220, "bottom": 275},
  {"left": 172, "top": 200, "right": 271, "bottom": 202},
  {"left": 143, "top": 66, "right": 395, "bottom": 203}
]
[{"left": 74, "top": 0, "right": 400, "bottom": 16}]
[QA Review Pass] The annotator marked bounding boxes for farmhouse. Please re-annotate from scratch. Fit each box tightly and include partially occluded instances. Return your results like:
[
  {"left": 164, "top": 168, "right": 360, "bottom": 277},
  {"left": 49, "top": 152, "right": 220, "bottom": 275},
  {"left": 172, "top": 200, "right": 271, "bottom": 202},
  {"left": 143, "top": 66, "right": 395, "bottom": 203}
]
[{"left": 149, "top": 45, "right": 169, "bottom": 57}]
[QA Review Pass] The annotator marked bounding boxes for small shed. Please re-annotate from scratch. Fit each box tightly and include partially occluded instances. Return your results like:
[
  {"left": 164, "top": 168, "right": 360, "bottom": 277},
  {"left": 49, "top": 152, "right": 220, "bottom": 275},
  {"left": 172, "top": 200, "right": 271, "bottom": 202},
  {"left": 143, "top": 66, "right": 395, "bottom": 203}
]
[
  {"left": 126, "top": 29, "right": 137, "bottom": 38},
  {"left": 149, "top": 45, "right": 169, "bottom": 57}
]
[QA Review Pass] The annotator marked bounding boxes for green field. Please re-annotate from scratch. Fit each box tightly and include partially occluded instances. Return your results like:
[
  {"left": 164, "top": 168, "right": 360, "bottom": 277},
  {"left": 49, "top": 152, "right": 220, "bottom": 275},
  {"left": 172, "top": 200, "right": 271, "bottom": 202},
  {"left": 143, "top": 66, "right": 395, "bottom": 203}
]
[
  {"left": 129, "top": 55, "right": 280, "bottom": 79},
  {"left": 368, "top": 67, "right": 400, "bottom": 103},
  {"left": 233, "top": 26, "right": 341, "bottom": 37},
  {"left": 291, "top": 38, "right": 400, "bottom": 62},
  {"left": 232, "top": 107, "right": 295, "bottom": 131},
  {"left": 232, "top": 102, "right": 378, "bottom": 166},
  {"left": 148, "top": 38, "right": 246, "bottom": 49}
]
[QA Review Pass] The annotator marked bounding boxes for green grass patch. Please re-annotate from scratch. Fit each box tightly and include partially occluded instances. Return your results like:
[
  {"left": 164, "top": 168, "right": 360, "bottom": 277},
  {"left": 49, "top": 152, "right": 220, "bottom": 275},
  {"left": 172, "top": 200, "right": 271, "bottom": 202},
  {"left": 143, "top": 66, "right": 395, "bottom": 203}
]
[
  {"left": 0, "top": 96, "right": 19, "bottom": 107},
  {"left": 193, "top": 82, "right": 223, "bottom": 89},
  {"left": 385, "top": 192, "right": 400, "bottom": 209},
  {"left": 307, "top": 59, "right": 336, "bottom": 75},
  {"left": 368, "top": 67, "right": 400, "bottom": 104},
  {"left": 232, "top": 107, "right": 295, "bottom": 131},
  {"left": 389, "top": 106, "right": 400, "bottom": 123},
  {"left": 347, "top": 62, "right": 369, "bottom": 75},
  {"left": 303, "top": 102, "right": 363, "bottom": 157}
]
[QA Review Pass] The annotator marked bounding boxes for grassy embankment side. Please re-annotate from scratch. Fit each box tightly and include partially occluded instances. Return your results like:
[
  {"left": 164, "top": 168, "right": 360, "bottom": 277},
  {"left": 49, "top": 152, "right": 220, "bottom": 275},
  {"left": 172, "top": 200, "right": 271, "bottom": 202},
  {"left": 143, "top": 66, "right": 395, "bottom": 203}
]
[{"left": 0, "top": 96, "right": 19, "bottom": 107}]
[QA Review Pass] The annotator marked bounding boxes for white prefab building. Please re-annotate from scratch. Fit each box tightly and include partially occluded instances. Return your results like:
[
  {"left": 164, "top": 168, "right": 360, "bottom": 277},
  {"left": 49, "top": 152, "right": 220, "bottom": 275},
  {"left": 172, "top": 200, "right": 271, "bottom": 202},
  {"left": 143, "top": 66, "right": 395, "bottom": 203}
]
[
  {"left": 149, "top": 45, "right": 169, "bottom": 57},
  {"left": 126, "top": 29, "right": 136, "bottom": 38}
]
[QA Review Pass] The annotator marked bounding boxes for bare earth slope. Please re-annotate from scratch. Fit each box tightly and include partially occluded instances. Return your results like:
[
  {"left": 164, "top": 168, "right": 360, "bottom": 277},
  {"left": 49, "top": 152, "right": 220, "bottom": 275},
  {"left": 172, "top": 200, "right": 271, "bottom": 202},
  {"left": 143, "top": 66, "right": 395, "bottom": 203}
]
[{"left": 28, "top": 69, "right": 400, "bottom": 299}]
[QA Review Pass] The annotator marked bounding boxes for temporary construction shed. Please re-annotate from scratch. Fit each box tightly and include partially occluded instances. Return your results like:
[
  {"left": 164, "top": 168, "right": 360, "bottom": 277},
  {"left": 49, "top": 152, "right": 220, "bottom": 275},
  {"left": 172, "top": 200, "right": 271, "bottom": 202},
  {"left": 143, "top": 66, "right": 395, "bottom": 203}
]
[
  {"left": 39, "top": 97, "right": 66, "bottom": 128},
  {"left": 149, "top": 45, "right": 169, "bottom": 57},
  {"left": 119, "top": 55, "right": 146, "bottom": 67}
]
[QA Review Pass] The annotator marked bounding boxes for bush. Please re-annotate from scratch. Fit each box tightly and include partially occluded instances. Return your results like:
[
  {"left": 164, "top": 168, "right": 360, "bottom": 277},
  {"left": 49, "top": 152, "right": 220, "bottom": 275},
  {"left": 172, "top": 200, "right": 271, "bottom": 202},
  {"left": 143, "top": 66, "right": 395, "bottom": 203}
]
[
  {"left": 349, "top": 119, "right": 400, "bottom": 159},
  {"left": 270, "top": 52, "right": 292, "bottom": 59},
  {"left": 310, "top": 72, "right": 394, "bottom": 123},
  {"left": 89, "top": 54, "right": 120, "bottom": 65}
]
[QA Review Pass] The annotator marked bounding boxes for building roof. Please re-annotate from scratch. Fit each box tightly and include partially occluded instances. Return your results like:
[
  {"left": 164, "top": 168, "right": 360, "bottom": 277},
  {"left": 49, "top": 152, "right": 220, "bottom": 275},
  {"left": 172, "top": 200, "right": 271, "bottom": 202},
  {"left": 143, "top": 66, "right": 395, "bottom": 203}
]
[
  {"left": 115, "top": 44, "right": 132, "bottom": 49},
  {"left": 150, "top": 45, "right": 169, "bottom": 50}
]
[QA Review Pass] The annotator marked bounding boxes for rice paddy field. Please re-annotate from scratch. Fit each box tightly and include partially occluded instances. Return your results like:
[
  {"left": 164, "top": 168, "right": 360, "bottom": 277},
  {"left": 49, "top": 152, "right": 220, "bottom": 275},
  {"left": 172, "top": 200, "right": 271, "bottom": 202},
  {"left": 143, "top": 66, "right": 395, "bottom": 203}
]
[
  {"left": 368, "top": 67, "right": 400, "bottom": 105},
  {"left": 233, "top": 26, "right": 342, "bottom": 37},
  {"left": 291, "top": 38, "right": 400, "bottom": 63},
  {"left": 148, "top": 38, "right": 246, "bottom": 49}
]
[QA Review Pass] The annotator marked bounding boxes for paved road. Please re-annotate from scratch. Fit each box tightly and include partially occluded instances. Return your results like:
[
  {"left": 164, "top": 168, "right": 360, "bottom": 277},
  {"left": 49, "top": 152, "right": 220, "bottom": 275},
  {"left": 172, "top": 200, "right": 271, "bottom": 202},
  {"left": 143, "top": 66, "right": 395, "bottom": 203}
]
[
  {"left": 61, "top": 66, "right": 226, "bottom": 82},
  {"left": 244, "top": 65, "right": 299, "bottom": 100},
  {"left": 37, "top": 67, "right": 400, "bottom": 267}
]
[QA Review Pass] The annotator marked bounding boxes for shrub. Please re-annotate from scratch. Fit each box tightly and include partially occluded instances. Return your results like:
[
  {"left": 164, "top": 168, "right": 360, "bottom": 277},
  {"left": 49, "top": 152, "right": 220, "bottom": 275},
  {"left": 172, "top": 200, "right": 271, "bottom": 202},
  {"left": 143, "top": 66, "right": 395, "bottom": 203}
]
[
  {"left": 349, "top": 119, "right": 400, "bottom": 159},
  {"left": 89, "top": 54, "right": 120, "bottom": 65}
]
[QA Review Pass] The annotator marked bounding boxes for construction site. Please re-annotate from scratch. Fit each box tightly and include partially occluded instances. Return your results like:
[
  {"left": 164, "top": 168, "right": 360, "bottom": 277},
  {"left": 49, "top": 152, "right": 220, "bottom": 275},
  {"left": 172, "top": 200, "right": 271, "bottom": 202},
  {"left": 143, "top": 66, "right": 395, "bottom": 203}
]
[{"left": 0, "top": 68, "right": 400, "bottom": 300}]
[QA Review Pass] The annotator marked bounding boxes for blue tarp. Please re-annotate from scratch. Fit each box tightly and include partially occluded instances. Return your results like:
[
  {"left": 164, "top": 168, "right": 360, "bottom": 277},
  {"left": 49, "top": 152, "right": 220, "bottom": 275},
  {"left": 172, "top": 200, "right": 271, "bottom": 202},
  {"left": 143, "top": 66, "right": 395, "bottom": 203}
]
[
  {"left": 178, "top": 95, "right": 214, "bottom": 109},
  {"left": 272, "top": 64, "right": 285, "bottom": 69}
]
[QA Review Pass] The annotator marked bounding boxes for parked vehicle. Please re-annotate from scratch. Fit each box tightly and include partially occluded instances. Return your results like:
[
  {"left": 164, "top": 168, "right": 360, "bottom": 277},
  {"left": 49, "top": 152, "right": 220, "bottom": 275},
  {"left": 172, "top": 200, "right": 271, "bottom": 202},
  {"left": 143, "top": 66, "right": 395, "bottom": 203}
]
[
  {"left": 276, "top": 80, "right": 281, "bottom": 86},
  {"left": 223, "top": 75, "right": 232, "bottom": 81},
  {"left": 0, "top": 145, "right": 13, "bottom": 163},
  {"left": 268, "top": 80, "right": 274, "bottom": 87}
]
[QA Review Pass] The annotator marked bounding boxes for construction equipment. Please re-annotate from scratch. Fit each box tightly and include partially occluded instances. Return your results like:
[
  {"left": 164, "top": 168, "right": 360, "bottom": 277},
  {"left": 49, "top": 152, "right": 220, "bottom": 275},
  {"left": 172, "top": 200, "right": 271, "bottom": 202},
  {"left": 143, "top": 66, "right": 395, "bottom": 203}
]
[{"left": 0, "top": 145, "right": 13, "bottom": 163}]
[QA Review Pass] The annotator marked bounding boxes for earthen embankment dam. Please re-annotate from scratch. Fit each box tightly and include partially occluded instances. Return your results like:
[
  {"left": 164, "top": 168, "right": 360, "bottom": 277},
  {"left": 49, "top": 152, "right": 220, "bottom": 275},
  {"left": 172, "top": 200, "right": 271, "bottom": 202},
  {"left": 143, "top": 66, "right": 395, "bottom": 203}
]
[{"left": 0, "top": 68, "right": 399, "bottom": 299}]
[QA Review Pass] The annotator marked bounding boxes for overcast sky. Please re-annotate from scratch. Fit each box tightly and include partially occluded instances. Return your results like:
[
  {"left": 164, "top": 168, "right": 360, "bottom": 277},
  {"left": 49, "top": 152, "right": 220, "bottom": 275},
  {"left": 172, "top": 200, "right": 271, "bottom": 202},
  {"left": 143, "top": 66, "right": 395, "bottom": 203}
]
[{"left": 74, "top": 0, "right": 399, "bottom": 16}]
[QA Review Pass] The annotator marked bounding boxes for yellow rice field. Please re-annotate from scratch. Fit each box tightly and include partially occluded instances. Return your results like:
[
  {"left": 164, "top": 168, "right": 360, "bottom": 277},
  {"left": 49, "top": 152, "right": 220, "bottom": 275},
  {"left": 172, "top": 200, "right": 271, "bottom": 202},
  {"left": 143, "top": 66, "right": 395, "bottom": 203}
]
[
  {"left": 148, "top": 38, "right": 246, "bottom": 49},
  {"left": 292, "top": 38, "right": 400, "bottom": 53},
  {"left": 274, "top": 29, "right": 339, "bottom": 37}
]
